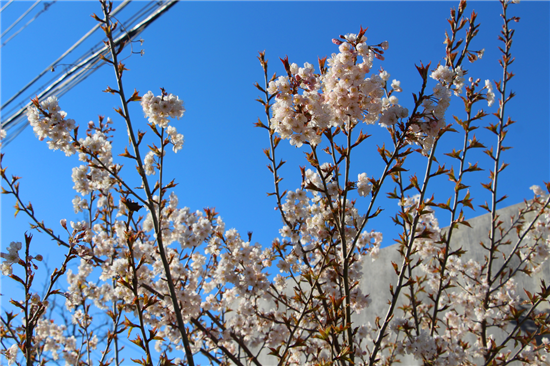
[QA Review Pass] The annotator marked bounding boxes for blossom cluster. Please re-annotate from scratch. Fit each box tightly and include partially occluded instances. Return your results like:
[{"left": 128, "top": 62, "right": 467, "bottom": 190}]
[
  {"left": 144, "top": 150, "right": 158, "bottom": 175},
  {"left": 3, "top": 344, "right": 18, "bottom": 365},
  {"left": 357, "top": 172, "right": 372, "bottom": 197},
  {"left": 140, "top": 90, "right": 185, "bottom": 129},
  {"left": 485, "top": 79, "right": 495, "bottom": 107},
  {"left": 277, "top": 168, "right": 381, "bottom": 305},
  {"left": 166, "top": 125, "right": 184, "bottom": 152},
  {"left": 27, "top": 96, "right": 76, "bottom": 156},
  {"left": 141, "top": 90, "right": 186, "bottom": 169},
  {"left": 523, "top": 187, "right": 550, "bottom": 271},
  {"left": 73, "top": 128, "right": 115, "bottom": 195},
  {"left": 405, "top": 65, "right": 462, "bottom": 154},
  {"left": 0, "top": 128, "right": 6, "bottom": 148},
  {"left": 267, "top": 33, "right": 408, "bottom": 147},
  {"left": 0, "top": 241, "right": 21, "bottom": 275},
  {"left": 25, "top": 96, "right": 117, "bottom": 197},
  {"left": 58, "top": 188, "right": 275, "bottom": 357}
]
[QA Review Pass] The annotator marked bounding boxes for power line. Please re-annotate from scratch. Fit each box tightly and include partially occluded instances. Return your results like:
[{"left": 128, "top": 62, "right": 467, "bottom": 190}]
[
  {"left": 1, "top": 1, "right": 138, "bottom": 122},
  {"left": 1, "top": 0, "right": 179, "bottom": 146},
  {"left": 1, "top": 1, "right": 57, "bottom": 48},
  {"left": 0, "top": 0, "right": 14, "bottom": 13},
  {"left": 0, "top": 0, "right": 41, "bottom": 39},
  {"left": 1, "top": 0, "right": 132, "bottom": 112},
  {"left": 1, "top": 2, "right": 149, "bottom": 123}
]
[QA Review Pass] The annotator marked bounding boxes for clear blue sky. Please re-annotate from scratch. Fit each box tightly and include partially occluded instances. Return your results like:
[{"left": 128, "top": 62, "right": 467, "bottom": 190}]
[{"left": 1, "top": 0, "right": 549, "bottom": 361}]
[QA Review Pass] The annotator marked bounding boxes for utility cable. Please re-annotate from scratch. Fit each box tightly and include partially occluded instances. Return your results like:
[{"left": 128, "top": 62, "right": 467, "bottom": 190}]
[
  {"left": 1, "top": 0, "right": 132, "bottom": 111},
  {"left": 1, "top": 0, "right": 157, "bottom": 120},
  {"left": 0, "top": 0, "right": 14, "bottom": 13},
  {"left": 0, "top": 0, "right": 40, "bottom": 39},
  {"left": 114, "top": 0, "right": 157, "bottom": 30},
  {"left": 1, "top": 1, "right": 57, "bottom": 48},
  {"left": 1, "top": 0, "right": 179, "bottom": 146}
]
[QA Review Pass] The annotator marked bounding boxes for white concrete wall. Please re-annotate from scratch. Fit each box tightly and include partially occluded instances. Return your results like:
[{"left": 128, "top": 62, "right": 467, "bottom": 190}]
[{"left": 234, "top": 199, "right": 549, "bottom": 365}]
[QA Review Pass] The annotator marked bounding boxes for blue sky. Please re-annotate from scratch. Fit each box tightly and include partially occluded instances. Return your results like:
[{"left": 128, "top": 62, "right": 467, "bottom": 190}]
[
  {"left": 1, "top": 0, "right": 549, "bottom": 361},
  {"left": 2, "top": 1, "right": 548, "bottom": 250}
]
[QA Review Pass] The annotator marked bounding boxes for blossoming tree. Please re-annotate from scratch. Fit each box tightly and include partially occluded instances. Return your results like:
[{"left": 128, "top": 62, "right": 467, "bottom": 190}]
[{"left": 1, "top": 0, "right": 549, "bottom": 365}]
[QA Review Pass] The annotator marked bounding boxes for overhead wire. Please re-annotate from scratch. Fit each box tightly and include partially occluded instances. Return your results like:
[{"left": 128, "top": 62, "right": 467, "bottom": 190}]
[
  {"left": 0, "top": 3, "right": 136, "bottom": 121},
  {"left": 1, "top": 0, "right": 176, "bottom": 118},
  {"left": 2, "top": 54, "right": 105, "bottom": 145},
  {"left": 0, "top": 0, "right": 14, "bottom": 13},
  {"left": 1, "top": 0, "right": 179, "bottom": 146},
  {"left": 0, "top": 0, "right": 41, "bottom": 39},
  {"left": 66, "top": 1, "right": 159, "bottom": 73},
  {"left": 1, "top": 1, "right": 57, "bottom": 48},
  {"left": 0, "top": 1, "right": 141, "bottom": 122},
  {"left": 1, "top": 0, "right": 132, "bottom": 112}
]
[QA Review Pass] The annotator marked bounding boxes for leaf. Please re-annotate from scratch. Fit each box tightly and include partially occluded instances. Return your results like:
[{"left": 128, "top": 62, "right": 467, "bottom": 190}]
[
  {"left": 121, "top": 197, "right": 142, "bottom": 212},
  {"left": 274, "top": 136, "right": 282, "bottom": 148},
  {"left": 468, "top": 135, "right": 485, "bottom": 149},
  {"left": 464, "top": 162, "right": 483, "bottom": 173},
  {"left": 127, "top": 89, "right": 141, "bottom": 103},
  {"left": 137, "top": 130, "right": 146, "bottom": 145},
  {"left": 352, "top": 131, "right": 370, "bottom": 148},
  {"left": 455, "top": 211, "right": 472, "bottom": 228},
  {"left": 481, "top": 182, "right": 493, "bottom": 192},
  {"left": 444, "top": 149, "right": 462, "bottom": 159},
  {"left": 409, "top": 175, "right": 420, "bottom": 192},
  {"left": 304, "top": 182, "right": 321, "bottom": 192},
  {"left": 454, "top": 181, "right": 469, "bottom": 192},
  {"left": 460, "top": 190, "right": 474, "bottom": 210},
  {"left": 304, "top": 152, "right": 318, "bottom": 168},
  {"left": 113, "top": 107, "right": 125, "bottom": 118},
  {"left": 437, "top": 197, "right": 452, "bottom": 211},
  {"left": 431, "top": 164, "right": 449, "bottom": 177},
  {"left": 276, "top": 159, "right": 286, "bottom": 170},
  {"left": 119, "top": 147, "right": 135, "bottom": 159},
  {"left": 255, "top": 118, "right": 267, "bottom": 129},
  {"left": 103, "top": 86, "right": 118, "bottom": 94},
  {"left": 524, "top": 289, "right": 534, "bottom": 304},
  {"left": 14, "top": 201, "right": 20, "bottom": 218},
  {"left": 388, "top": 165, "right": 408, "bottom": 175},
  {"left": 10, "top": 298, "right": 25, "bottom": 310},
  {"left": 91, "top": 13, "right": 104, "bottom": 22},
  {"left": 117, "top": 62, "right": 129, "bottom": 76},
  {"left": 254, "top": 82, "right": 265, "bottom": 93}
]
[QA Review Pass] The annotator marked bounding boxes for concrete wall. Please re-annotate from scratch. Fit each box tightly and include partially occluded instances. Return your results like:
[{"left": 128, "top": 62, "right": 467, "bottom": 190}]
[
  {"left": 241, "top": 199, "right": 549, "bottom": 365},
  {"left": 352, "top": 200, "right": 549, "bottom": 365}
]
